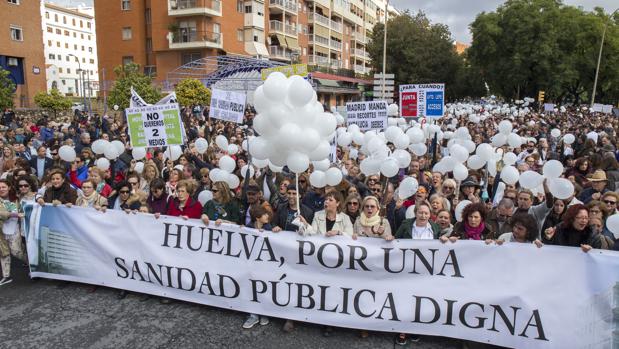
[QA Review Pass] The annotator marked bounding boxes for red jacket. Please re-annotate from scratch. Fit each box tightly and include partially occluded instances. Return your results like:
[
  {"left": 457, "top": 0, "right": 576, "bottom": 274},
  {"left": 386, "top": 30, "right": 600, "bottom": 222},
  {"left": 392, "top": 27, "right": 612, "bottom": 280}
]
[{"left": 166, "top": 197, "right": 203, "bottom": 219}]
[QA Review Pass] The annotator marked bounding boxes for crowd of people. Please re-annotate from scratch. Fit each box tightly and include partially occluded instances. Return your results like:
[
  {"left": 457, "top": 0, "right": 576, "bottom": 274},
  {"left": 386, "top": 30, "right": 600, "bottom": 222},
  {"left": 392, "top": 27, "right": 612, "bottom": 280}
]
[{"left": 0, "top": 101, "right": 618, "bottom": 345}]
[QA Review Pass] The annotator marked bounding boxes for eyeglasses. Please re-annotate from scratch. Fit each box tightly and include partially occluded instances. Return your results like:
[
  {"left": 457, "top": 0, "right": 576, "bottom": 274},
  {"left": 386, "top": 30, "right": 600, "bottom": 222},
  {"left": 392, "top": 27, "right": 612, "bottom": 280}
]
[
  {"left": 443, "top": 186, "right": 454, "bottom": 190},
  {"left": 51, "top": 152, "right": 58, "bottom": 156},
  {"left": 211, "top": 189, "right": 219, "bottom": 193},
  {"left": 364, "top": 205, "right": 377, "bottom": 209},
  {"left": 347, "top": 202, "right": 359, "bottom": 206},
  {"left": 18, "top": 184, "right": 29, "bottom": 188},
  {"left": 129, "top": 181, "right": 138, "bottom": 185},
  {"left": 120, "top": 190, "right": 130, "bottom": 194},
  {"left": 371, "top": 188, "right": 381, "bottom": 192},
  {"left": 604, "top": 200, "right": 617, "bottom": 205}
]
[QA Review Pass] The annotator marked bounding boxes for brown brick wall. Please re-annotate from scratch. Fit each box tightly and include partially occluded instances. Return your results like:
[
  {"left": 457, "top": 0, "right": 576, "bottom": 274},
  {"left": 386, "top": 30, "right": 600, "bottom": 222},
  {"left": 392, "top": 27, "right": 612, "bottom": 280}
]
[{"left": 0, "top": 1, "right": 47, "bottom": 107}]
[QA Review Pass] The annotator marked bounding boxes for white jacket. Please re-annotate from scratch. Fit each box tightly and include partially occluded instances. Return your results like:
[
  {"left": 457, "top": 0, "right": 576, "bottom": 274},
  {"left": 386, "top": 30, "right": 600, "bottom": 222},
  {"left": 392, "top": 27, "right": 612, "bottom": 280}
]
[{"left": 300, "top": 210, "right": 354, "bottom": 237}]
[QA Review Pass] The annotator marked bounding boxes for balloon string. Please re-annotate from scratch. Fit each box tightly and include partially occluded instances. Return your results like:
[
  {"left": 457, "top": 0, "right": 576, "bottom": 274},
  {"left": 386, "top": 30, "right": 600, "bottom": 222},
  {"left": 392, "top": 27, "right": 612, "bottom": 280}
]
[{"left": 295, "top": 173, "right": 301, "bottom": 216}]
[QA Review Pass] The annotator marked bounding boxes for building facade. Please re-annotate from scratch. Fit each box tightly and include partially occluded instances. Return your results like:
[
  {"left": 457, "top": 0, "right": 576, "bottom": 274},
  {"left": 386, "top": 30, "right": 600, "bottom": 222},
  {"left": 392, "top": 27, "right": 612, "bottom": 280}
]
[
  {"left": 42, "top": 3, "right": 99, "bottom": 98},
  {"left": 95, "top": 0, "right": 398, "bottom": 106},
  {"left": 0, "top": 0, "right": 47, "bottom": 108}
]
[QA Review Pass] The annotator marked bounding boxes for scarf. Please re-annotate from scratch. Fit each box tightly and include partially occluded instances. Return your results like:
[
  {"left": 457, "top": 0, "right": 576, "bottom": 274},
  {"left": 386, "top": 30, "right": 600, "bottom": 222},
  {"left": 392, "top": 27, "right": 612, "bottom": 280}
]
[
  {"left": 80, "top": 191, "right": 100, "bottom": 207},
  {"left": 359, "top": 212, "right": 381, "bottom": 227},
  {"left": 96, "top": 182, "right": 105, "bottom": 194},
  {"left": 464, "top": 221, "right": 485, "bottom": 240}
]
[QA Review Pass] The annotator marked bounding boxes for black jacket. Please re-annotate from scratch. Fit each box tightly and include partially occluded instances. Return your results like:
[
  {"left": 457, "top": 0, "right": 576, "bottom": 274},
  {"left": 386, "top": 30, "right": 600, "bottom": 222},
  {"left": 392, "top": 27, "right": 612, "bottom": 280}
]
[
  {"left": 542, "top": 223, "right": 603, "bottom": 248},
  {"left": 272, "top": 202, "right": 314, "bottom": 232},
  {"left": 30, "top": 157, "right": 54, "bottom": 179}
]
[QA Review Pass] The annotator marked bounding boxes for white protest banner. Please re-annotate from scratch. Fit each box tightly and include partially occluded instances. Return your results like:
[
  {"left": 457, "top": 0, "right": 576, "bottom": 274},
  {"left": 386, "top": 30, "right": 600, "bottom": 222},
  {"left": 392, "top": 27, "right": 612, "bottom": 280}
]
[
  {"left": 399, "top": 84, "right": 445, "bottom": 119},
  {"left": 25, "top": 205, "right": 619, "bottom": 349},
  {"left": 544, "top": 103, "right": 555, "bottom": 112},
  {"left": 345, "top": 101, "right": 387, "bottom": 131},
  {"left": 129, "top": 87, "right": 149, "bottom": 108},
  {"left": 209, "top": 89, "right": 247, "bottom": 123},
  {"left": 126, "top": 103, "right": 184, "bottom": 148}
]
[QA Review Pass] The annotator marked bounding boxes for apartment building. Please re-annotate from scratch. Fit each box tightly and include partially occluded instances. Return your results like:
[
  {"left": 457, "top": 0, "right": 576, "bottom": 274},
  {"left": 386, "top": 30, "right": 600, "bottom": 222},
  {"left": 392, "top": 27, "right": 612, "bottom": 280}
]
[
  {"left": 43, "top": 3, "right": 99, "bottom": 97},
  {"left": 0, "top": 0, "right": 47, "bottom": 108},
  {"left": 95, "top": 0, "right": 399, "bottom": 105}
]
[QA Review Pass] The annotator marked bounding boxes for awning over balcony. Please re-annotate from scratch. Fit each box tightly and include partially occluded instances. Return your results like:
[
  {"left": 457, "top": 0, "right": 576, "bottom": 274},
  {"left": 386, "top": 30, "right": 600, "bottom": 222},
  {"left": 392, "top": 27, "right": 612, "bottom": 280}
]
[
  {"left": 273, "top": 34, "right": 288, "bottom": 48},
  {"left": 245, "top": 42, "right": 270, "bottom": 57},
  {"left": 285, "top": 37, "right": 300, "bottom": 50}
]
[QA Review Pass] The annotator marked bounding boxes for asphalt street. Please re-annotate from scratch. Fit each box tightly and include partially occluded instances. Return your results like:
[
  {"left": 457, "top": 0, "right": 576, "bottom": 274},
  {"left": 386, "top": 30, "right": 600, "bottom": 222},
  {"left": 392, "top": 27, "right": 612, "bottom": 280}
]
[{"left": 0, "top": 261, "right": 502, "bottom": 349}]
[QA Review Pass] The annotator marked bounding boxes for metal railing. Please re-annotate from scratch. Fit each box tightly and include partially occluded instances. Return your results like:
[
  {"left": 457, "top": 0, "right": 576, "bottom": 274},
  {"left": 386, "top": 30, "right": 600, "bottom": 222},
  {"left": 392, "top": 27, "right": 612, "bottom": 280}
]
[
  {"left": 353, "top": 48, "right": 364, "bottom": 57},
  {"left": 269, "top": 0, "right": 297, "bottom": 12},
  {"left": 308, "top": 12, "right": 330, "bottom": 27},
  {"left": 285, "top": 23, "right": 297, "bottom": 36},
  {"left": 310, "top": 34, "right": 329, "bottom": 46},
  {"left": 269, "top": 46, "right": 292, "bottom": 59},
  {"left": 308, "top": 55, "right": 329, "bottom": 65},
  {"left": 169, "top": 0, "right": 221, "bottom": 12},
  {"left": 330, "top": 39, "right": 342, "bottom": 50},
  {"left": 269, "top": 20, "right": 284, "bottom": 32},
  {"left": 170, "top": 29, "right": 221, "bottom": 44},
  {"left": 330, "top": 59, "right": 342, "bottom": 69},
  {"left": 330, "top": 20, "right": 342, "bottom": 32}
]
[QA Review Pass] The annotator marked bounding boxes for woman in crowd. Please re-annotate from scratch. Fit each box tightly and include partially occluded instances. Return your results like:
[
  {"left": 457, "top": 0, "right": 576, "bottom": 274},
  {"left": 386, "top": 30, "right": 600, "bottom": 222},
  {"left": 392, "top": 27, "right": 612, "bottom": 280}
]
[
  {"left": 38, "top": 169, "right": 77, "bottom": 205},
  {"left": 451, "top": 202, "right": 495, "bottom": 240},
  {"left": 353, "top": 195, "right": 393, "bottom": 241},
  {"left": 343, "top": 193, "right": 362, "bottom": 225},
  {"left": 435, "top": 209, "right": 453, "bottom": 237},
  {"left": 141, "top": 162, "right": 160, "bottom": 193},
  {"left": 194, "top": 168, "right": 211, "bottom": 201},
  {"left": 166, "top": 168, "right": 183, "bottom": 197},
  {"left": 74, "top": 179, "right": 108, "bottom": 210},
  {"left": 108, "top": 181, "right": 141, "bottom": 212},
  {"left": 201, "top": 181, "right": 241, "bottom": 225},
  {"left": 15, "top": 175, "right": 37, "bottom": 203},
  {"left": 300, "top": 191, "right": 354, "bottom": 238},
  {"left": 165, "top": 180, "right": 202, "bottom": 219},
  {"left": 497, "top": 213, "right": 542, "bottom": 246},
  {"left": 429, "top": 194, "right": 449, "bottom": 222},
  {"left": 88, "top": 168, "right": 113, "bottom": 198},
  {"left": 147, "top": 178, "right": 169, "bottom": 214},
  {"left": 542, "top": 204, "right": 603, "bottom": 251},
  {"left": 0, "top": 179, "right": 26, "bottom": 285},
  {"left": 541, "top": 199, "right": 566, "bottom": 237}
]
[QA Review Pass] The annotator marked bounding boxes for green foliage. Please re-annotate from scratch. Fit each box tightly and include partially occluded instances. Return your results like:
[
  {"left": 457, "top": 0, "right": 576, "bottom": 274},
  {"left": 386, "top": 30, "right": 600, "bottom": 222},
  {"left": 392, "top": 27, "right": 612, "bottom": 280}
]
[
  {"left": 0, "top": 68, "right": 15, "bottom": 110},
  {"left": 108, "top": 63, "right": 162, "bottom": 110},
  {"left": 367, "top": 12, "right": 480, "bottom": 100},
  {"left": 34, "top": 88, "right": 72, "bottom": 117},
  {"left": 174, "top": 79, "right": 211, "bottom": 107},
  {"left": 469, "top": 0, "right": 619, "bottom": 104}
]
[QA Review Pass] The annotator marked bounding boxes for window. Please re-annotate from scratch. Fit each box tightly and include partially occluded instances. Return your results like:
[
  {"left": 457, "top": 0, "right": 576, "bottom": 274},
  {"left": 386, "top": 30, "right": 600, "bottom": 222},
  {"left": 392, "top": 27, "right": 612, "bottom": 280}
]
[
  {"left": 88, "top": 35, "right": 91, "bottom": 40},
  {"left": 81, "top": 45, "right": 85, "bottom": 51},
  {"left": 47, "top": 27, "right": 52, "bottom": 33},
  {"left": 56, "top": 29, "right": 61, "bottom": 34},
  {"left": 122, "top": 56, "right": 134, "bottom": 66},
  {"left": 45, "top": 12, "right": 49, "bottom": 18},
  {"left": 63, "top": 16, "right": 66, "bottom": 24},
  {"left": 88, "top": 47, "right": 93, "bottom": 53},
  {"left": 62, "top": 79, "right": 66, "bottom": 85},
  {"left": 122, "top": 27, "right": 132, "bottom": 40},
  {"left": 56, "top": 41, "right": 60, "bottom": 47},
  {"left": 48, "top": 53, "right": 55, "bottom": 60},
  {"left": 67, "top": 68, "right": 71, "bottom": 74},
  {"left": 73, "top": 32, "right": 77, "bottom": 38},
  {"left": 64, "top": 30, "right": 69, "bottom": 36},
  {"left": 145, "top": 8, "right": 151, "bottom": 24},
  {"left": 82, "top": 58, "right": 85, "bottom": 63},
  {"left": 245, "top": 5, "right": 252, "bottom": 13},
  {"left": 181, "top": 52, "right": 201, "bottom": 65},
  {"left": 146, "top": 38, "right": 152, "bottom": 52},
  {"left": 65, "top": 43, "right": 68, "bottom": 48},
  {"left": 10, "top": 26, "right": 23, "bottom": 41},
  {"left": 237, "top": 0, "right": 243, "bottom": 12},
  {"left": 72, "top": 19, "right": 76, "bottom": 26},
  {"left": 213, "top": 23, "right": 220, "bottom": 34},
  {"left": 59, "top": 67, "right": 63, "bottom": 73},
  {"left": 87, "top": 22, "right": 91, "bottom": 29},
  {"left": 89, "top": 59, "right": 95, "bottom": 64},
  {"left": 54, "top": 14, "right": 58, "bottom": 22},
  {"left": 8, "top": 0, "right": 19, "bottom": 5},
  {"left": 80, "top": 20, "right": 83, "bottom": 28},
  {"left": 74, "top": 44, "right": 77, "bottom": 50},
  {"left": 237, "top": 29, "right": 243, "bottom": 42},
  {"left": 48, "top": 40, "right": 52, "bottom": 46},
  {"left": 121, "top": 0, "right": 131, "bottom": 10}
]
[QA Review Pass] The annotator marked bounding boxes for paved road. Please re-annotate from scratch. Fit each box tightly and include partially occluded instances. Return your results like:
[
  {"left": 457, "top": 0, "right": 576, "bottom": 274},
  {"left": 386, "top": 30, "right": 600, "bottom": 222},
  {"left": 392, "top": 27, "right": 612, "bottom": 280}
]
[{"left": 0, "top": 262, "right": 502, "bottom": 349}]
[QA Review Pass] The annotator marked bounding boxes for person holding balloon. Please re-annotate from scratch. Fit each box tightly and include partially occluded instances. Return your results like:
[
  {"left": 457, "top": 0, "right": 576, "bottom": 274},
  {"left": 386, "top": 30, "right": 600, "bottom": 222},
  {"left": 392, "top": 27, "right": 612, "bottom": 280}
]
[{"left": 542, "top": 204, "right": 604, "bottom": 252}]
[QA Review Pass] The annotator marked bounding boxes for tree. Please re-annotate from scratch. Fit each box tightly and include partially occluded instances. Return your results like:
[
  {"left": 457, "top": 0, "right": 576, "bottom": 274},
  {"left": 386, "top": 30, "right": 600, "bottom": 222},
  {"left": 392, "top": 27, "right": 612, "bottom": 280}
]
[
  {"left": 0, "top": 68, "right": 15, "bottom": 110},
  {"left": 174, "top": 78, "right": 211, "bottom": 107},
  {"left": 366, "top": 11, "right": 477, "bottom": 100},
  {"left": 468, "top": 0, "right": 619, "bottom": 104},
  {"left": 108, "top": 63, "right": 162, "bottom": 110},
  {"left": 34, "top": 88, "right": 72, "bottom": 117}
]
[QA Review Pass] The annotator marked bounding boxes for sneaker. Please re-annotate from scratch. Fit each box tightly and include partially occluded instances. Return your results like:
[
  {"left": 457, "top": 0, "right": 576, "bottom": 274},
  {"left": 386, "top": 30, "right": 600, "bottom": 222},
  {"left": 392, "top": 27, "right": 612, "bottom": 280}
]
[
  {"left": 259, "top": 316, "right": 269, "bottom": 326},
  {"left": 0, "top": 277, "right": 13, "bottom": 286},
  {"left": 396, "top": 333, "right": 407, "bottom": 346},
  {"left": 242, "top": 314, "right": 260, "bottom": 329}
]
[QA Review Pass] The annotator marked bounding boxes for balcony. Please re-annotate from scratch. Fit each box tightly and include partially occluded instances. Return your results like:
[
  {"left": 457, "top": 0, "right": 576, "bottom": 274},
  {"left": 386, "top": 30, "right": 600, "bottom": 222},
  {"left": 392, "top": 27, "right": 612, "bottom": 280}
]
[
  {"left": 308, "top": 13, "right": 330, "bottom": 27},
  {"left": 330, "top": 20, "right": 342, "bottom": 32},
  {"left": 168, "top": 0, "right": 222, "bottom": 17},
  {"left": 354, "top": 64, "right": 367, "bottom": 74},
  {"left": 168, "top": 29, "right": 222, "bottom": 50},
  {"left": 269, "top": 0, "right": 297, "bottom": 13},
  {"left": 330, "top": 59, "right": 342, "bottom": 69},
  {"left": 269, "top": 46, "right": 293, "bottom": 60},
  {"left": 352, "top": 32, "right": 366, "bottom": 44},
  {"left": 330, "top": 39, "right": 342, "bottom": 51},
  {"left": 308, "top": 55, "right": 329, "bottom": 66},
  {"left": 285, "top": 23, "right": 297, "bottom": 36},
  {"left": 308, "top": 34, "right": 329, "bottom": 47},
  {"left": 352, "top": 48, "right": 364, "bottom": 57}
]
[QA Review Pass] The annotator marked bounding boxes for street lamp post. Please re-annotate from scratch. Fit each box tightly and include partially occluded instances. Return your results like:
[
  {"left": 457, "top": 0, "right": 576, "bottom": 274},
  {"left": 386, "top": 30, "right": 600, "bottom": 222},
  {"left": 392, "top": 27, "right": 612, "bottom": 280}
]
[
  {"left": 381, "top": 0, "right": 389, "bottom": 100},
  {"left": 68, "top": 54, "right": 86, "bottom": 115},
  {"left": 591, "top": 8, "right": 618, "bottom": 108}
]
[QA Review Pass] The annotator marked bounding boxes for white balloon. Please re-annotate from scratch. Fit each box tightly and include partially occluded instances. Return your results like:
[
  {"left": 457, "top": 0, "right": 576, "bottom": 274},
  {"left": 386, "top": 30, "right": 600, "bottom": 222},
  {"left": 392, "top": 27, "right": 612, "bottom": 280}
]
[
  {"left": 309, "top": 170, "right": 327, "bottom": 188},
  {"left": 226, "top": 173, "right": 240, "bottom": 189},
  {"left": 385, "top": 126, "right": 403, "bottom": 143},
  {"left": 263, "top": 71, "right": 288, "bottom": 100},
  {"left": 563, "top": 134, "right": 575, "bottom": 145},
  {"left": 551, "top": 128, "right": 561, "bottom": 138},
  {"left": 398, "top": 177, "right": 419, "bottom": 199},
  {"left": 253, "top": 85, "right": 269, "bottom": 113},
  {"left": 241, "top": 139, "right": 249, "bottom": 152},
  {"left": 380, "top": 158, "right": 399, "bottom": 178},
  {"left": 519, "top": 171, "right": 544, "bottom": 190},
  {"left": 111, "top": 140, "right": 125, "bottom": 156},
  {"left": 503, "top": 152, "right": 518, "bottom": 166},
  {"left": 198, "top": 190, "right": 213, "bottom": 206},
  {"left": 406, "top": 127, "right": 425, "bottom": 144},
  {"left": 253, "top": 158, "right": 269, "bottom": 169},
  {"left": 91, "top": 139, "right": 109, "bottom": 155},
  {"left": 240, "top": 164, "right": 255, "bottom": 179},
  {"left": 500, "top": 166, "right": 520, "bottom": 185},
  {"left": 491, "top": 133, "right": 507, "bottom": 147},
  {"left": 405, "top": 205, "right": 416, "bottom": 219},
  {"left": 134, "top": 161, "right": 144, "bottom": 174},
  {"left": 287, "top": 75, "right": 314, "bottom": 107},
  {"left": 315, "top": 113, "right": 337, "bottom": 137},
  {"left": 268, "top": 161, "right": 283, "bottom": 173},
  {"left": 548, "top": 178, "right": 574, "bottom": 199},
  {"left": 606, "top": 214, "right": 619, "bottom": 239},
  {"left": 337, "top": 132, "right": 353, "bottom": 147},
  {"left": 476, "top": 143, "right": 494, "bottom": 161},
  {"left": 195, "top": 138, "right": 209, "bottom": 154},
  {"left": 218, "top": 155, "right": 236, "bottom": 173},
  {"left": 308, "top": 141, "right": 331, "bottom": 161},
  {"left": 215, "top": 135, "right": 229, "bottom": 150},
  {"left": 325, "top": 167, "right": 343, "bottom": 186},
  {"left": 360, "top": 158, "right": 380, "bottom": 176},
  {"left": 132, "top": 147, "right": 146, "bottom": 160},
  {"left": 58, "top": 145, "right": 76, "bottom": 162},
  {"left": 95, "top": 157, "right": 110, "bottom": 171},
  {"left": 455, "top": 127, "right": 470, "bottom": 139},
  {"left": 352, "top": 131, "right": 365, "bottom": 145},
  {"left": 104, "top": 144, "right": 119, "bottom": 160},
  {"left": 312, "top": 159, "right": 330, "bottom": 172},
  {"left": 227, "top": 144, "right": 239, "bottom": 155},
  {"left": 287, "top": 152, "right": 310, "bottom": 173},
  {"left": 455, "top": 200, "right": 472, "bottom": 222},
  {"left": 507, "top": 133, "right": 522, "bottom": 148},
  {"left": 394, "top": 134, "right": 410, "bottom": 150},
  {"left": 450, "top": 144, "right": 469, "bottom": 163},
  {"left": 498, "top": 120, "right": 513, "bottom": 134},
  {"left": 410, "top": 143, "right": 427, "bottom": 156},
  {"left": 392, "top": 149, "right": 412, "bottom": 168},
  {"left": 209, "top": 168, "right": 225, "bottom": 183},
  {"left": 467, "top": 155, "right": 485, "bottom": 170},
  {"left": 169, "top": 145, "right": 183, "bottom": 161},
  {"left": 453, "top": 163, "right": 469, "bottom": 181},
  {"left": 249, "top": 136, "right": 270, "bottom": 160},
  {"left": 543, "top": 160, "right": 564, "bottom": 179}
]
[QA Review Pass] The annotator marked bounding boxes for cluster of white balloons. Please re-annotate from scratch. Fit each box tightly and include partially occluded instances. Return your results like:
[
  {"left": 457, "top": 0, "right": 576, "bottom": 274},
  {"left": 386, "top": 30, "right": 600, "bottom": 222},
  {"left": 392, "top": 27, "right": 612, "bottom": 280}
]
[
  {"left": 249, "top": 73, "right": 337, "bottom": 178},
  {"left": 215, "top": 135, "right": 240, "bottom": 155},
  {"left": 209, "top": 155, "right": 241, "bottom": 189}
]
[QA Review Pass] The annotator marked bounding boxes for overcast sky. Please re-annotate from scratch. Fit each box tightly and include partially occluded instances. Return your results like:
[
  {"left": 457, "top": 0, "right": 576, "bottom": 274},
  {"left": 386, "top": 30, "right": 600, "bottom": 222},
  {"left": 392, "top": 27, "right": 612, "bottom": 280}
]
[
  {"left": 51, "top": 0, "right": 616, "bottom": 43},
  {"left": 391, "top": 0, "right": 618, "bottom": 43}
]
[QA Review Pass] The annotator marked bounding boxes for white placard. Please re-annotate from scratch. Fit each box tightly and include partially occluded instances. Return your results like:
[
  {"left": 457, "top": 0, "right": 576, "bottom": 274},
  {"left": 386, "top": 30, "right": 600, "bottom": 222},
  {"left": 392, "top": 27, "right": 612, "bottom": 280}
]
[
  {"left": 345, "top": 101, "right": 388, "bottom": 131},
  {"left": 209, "top": 89, "right": 247, "bottom": 123}
]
